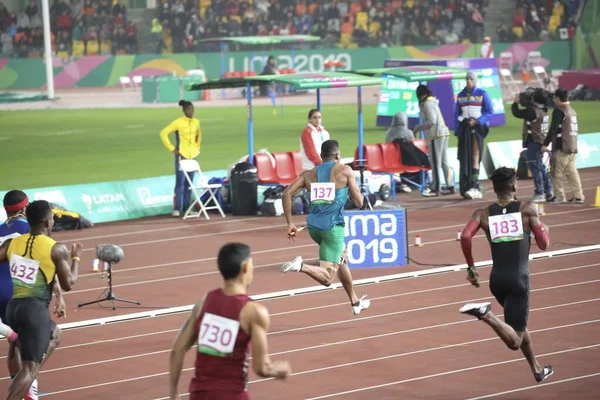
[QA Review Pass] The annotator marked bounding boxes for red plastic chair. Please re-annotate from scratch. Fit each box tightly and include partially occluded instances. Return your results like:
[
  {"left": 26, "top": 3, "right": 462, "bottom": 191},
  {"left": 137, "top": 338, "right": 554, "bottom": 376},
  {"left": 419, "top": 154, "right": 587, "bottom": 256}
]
[
  {"left": 413, "top": 139, "right": 429, "bottom": 155},
  {"left": 355, "top": 144, "right": 386, "bottom": 172},
  {"left": 379, "top": 142, "right": 404, "bottom": 173},
  {"left": 289, "top": 151, "right": 304, "bottom": 176},
  {"left": 272, "top": 152, "right": 297, "bottom": 184},
  {"left": 253, "top": 153, "right": 278, "bottom": 183}
]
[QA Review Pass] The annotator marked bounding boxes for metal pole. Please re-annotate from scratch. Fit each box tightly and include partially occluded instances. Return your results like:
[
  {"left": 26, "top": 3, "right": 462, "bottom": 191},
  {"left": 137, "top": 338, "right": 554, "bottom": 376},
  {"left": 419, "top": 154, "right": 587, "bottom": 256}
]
[
  {"left": 220, "top": 42, "right": 226, "bottom": 99},
  {"left": 247, "top": 81, "right": 254, "bottom": 164},
  {"left": 42, "top": 0, "right": 54, "bottom": 99},
  {"left": 316, "top": 88, "right": 321, "bottom": 111},
  {"left": 418, "top": 81, "right": 426, "bottom": 192},
  {"left": 357, "top": 86, "right": 363, "bottom": 161}
]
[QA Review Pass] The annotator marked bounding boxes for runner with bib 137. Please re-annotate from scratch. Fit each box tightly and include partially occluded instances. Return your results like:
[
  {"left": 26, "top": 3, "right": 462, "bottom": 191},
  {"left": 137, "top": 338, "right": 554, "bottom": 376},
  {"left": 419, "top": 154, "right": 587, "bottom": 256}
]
[
  {"left": 458, "top": 167, "right": 554, "bottom": 383},
  {"left": 280, "top": 140, "right": 371, "bottom": 316},
  {"left": 168, "top": 243, "right": 291, "bottom": 400}
]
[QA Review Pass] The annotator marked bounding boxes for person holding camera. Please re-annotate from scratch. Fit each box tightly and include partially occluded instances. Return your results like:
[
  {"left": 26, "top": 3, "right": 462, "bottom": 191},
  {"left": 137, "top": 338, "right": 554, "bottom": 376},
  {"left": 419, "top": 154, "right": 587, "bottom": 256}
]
[
  {"left": 511, "top": 88, "right": 554, "bottom": 203},
  {"left": 542, "top": 88, "right": 584, "bottom": 203},
  {"left": 455, "top": 71, "right": 494, "bottom": 200}
]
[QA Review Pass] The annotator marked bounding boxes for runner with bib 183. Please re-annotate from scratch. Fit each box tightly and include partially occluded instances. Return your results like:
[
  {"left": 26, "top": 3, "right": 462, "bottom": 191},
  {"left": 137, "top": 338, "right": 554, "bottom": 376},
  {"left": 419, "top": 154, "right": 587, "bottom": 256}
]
[{"left": 458, "top": 167, "right": 554, "bottom": 384}]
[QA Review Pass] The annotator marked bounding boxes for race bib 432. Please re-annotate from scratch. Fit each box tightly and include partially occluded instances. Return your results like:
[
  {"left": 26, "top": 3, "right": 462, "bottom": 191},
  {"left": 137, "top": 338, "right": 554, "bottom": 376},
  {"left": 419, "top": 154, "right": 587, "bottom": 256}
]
[
  {"left": 9, "top": 254, "right": 40, "bottom": 286},
  {"left": 197, "top": 313, "right": 240, "bottom": 357},
  {"left": 489, "top": 212, "right": 524, "bottom": 243}
]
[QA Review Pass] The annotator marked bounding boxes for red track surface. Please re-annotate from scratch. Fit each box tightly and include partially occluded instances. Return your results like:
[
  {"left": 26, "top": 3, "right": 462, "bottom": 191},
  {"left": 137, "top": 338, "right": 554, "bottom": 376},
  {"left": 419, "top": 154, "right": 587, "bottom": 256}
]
[{"left": 1, "top": 170, "right": 599, "bottom": 399}]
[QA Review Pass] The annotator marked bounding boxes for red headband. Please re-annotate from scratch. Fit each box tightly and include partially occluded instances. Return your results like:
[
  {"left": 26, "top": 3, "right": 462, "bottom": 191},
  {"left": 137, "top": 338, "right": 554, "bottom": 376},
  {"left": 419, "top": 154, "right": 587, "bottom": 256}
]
[{"left": 4, "top": 196, "right": 29, "bottom": 213}]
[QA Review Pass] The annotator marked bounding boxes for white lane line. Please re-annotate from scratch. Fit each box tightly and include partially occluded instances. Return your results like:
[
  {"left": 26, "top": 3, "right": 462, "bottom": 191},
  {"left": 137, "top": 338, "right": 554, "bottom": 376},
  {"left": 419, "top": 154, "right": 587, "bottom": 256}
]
[{"left": 465, "top": 372, "right": 600, "bottom": 400}]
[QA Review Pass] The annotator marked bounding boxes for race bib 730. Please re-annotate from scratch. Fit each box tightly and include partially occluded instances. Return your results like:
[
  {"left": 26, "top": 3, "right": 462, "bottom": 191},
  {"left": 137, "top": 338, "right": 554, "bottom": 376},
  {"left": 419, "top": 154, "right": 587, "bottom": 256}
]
[
  {"left": 310, "top": 182, "right": 335, "bottom": 204},
  {"left": 489, "top": 212, "right": 524, "bottom": 243},
  {"left": 9, "top": 254, "right": 40, "bottom": 286},
  {"left": 197, "top": 313, "right": 240, "bottom": 357}
]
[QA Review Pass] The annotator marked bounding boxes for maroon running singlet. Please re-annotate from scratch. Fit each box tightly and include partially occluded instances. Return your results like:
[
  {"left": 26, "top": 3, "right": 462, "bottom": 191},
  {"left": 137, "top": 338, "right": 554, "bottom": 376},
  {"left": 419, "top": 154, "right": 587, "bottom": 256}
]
[{"left": 189, "top": 288, "right": 253, "bottom": 400}]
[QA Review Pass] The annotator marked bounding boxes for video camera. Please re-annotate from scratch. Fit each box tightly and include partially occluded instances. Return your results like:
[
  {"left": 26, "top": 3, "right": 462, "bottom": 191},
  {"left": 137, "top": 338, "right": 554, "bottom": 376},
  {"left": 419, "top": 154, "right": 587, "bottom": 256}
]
[{"left": 519, "top": 87, "right": 555, "bottom": 109}]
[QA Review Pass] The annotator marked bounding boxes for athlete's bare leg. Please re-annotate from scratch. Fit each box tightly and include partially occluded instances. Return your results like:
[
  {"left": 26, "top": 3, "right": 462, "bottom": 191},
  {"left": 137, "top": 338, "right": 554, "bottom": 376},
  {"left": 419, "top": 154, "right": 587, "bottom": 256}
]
[
  {"left": 336, "top": 254, "right": 359, "bottom": 305},
  {"left": 298, "top": 261, "right": 335, "bottom": 286},
  {"left": 481, "top": 312, "right": 543, "bottom": 373},
  {"left": 520, "top": 329, "right": 543, "bottom": 374},
  {"left": 7, "top": 326, "right": 61, "bottom": 400},
  {"left": 7, "top": 341, "right": 21, "bottom": 377}
]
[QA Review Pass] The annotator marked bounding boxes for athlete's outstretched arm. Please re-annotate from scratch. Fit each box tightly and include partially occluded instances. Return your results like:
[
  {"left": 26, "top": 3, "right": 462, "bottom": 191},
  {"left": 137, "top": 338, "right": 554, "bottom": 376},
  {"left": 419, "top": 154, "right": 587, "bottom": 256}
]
[
  {"left": 249, "top": 303, "right": 291, "bottom": 379},
  {"left": 169, "top": 298, "right": 204, "bottom": 400},
  {"left": 461, "top": 209, "right": 482, "bottom": 267},
  {"left": 51, "top": 242, "right": 82, "bottom": 291},
  {"left": 461, "top": 210, "right": 482, "bottom": 286},
  {"left": 282, "top": 172, "right": 306, "bottom": 234},
  {"left": 52, "top": 279, "right": 67, "bottom": 318},
  {"left": 343, "top": 165, "right": 364, "bottom": 209},
  {"left": 524, "top": 201, "right": 550, "bottom": 250}
]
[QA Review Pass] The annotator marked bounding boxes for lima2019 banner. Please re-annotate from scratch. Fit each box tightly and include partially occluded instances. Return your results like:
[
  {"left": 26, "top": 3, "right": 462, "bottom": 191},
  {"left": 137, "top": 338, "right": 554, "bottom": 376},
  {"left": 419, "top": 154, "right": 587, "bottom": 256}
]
[{"left": 0, "top": 41, "right": 570, "bottom": 90}]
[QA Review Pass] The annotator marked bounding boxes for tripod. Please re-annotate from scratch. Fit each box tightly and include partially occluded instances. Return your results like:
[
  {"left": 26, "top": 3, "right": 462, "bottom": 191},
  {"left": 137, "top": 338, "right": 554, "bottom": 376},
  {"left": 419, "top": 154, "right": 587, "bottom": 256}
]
[
  {"left": 355, "top": 159, "right": 373, "bottom": 210},
  {"left": 78, "top": 262, "right": 141, "bottom": 310}
]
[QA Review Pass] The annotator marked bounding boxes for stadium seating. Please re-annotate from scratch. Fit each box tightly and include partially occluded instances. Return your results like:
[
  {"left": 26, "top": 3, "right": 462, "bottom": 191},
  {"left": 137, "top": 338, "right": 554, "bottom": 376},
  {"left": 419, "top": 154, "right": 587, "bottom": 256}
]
[
  {"left": 354, "top": 141, "right": 431, "bottom": 198},
  {"left": 354, "top": 144, "right": 386, "bottom": 172},
  {"left": 252, "top": 153, "right": 279, "bottom": 184},
  {"left": 271, "top": 152, "right": 297, "bottom": 184},
  {"left": 289, "top": 151, "right": 303, "bottom": 177}
]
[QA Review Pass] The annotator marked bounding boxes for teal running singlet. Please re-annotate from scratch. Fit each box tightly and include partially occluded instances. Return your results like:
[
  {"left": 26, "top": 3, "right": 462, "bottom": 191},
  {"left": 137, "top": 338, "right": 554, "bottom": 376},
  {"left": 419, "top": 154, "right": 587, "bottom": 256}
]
[{"left": 306, "top": 161, "right": 349, "bottom": 231}]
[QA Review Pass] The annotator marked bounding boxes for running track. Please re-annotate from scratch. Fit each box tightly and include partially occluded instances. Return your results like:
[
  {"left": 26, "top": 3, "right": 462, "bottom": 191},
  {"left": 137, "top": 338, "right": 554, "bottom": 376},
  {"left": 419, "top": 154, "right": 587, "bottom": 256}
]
[{"left": 1, "top": 169, "right": 599, "bottom": 399}]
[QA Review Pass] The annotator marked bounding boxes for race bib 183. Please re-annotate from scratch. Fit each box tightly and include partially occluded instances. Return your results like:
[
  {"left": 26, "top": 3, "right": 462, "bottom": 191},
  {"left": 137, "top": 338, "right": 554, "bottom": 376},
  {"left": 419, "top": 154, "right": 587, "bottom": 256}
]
[
  {"left": 9, "top": 254, "right": 40, "bottom": 286},
  {"left": 197, "top": 313, "right": 240, "bottom": 357},
  {"left": 310, "top": 182, "right": 335, "bottom": 204},
  {"left": 489, "top": 212, "right": 524, "bottom": 243}
]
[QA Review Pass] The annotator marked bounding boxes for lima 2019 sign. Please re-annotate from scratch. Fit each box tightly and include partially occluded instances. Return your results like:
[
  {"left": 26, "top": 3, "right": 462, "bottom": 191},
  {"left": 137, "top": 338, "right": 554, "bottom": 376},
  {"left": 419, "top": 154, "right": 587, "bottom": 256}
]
[
  {"left": 343, "top": 209, "right": 408, "bottom": 268},
  {"left": 228, "top": 53, "right": 352, "bottom": 74}
]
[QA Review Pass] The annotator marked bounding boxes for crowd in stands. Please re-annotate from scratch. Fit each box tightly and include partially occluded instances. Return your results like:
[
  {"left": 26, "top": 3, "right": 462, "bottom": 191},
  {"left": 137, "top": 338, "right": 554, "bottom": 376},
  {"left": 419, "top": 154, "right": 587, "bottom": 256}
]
[
  {"left": 0, "top": 0, "right": 138, "bottom": 58},
  {"left": 155, "top": 0, "right": 491, "bottom": 53},
  {"left": 497, "top": 0, "right": 581, "bottom": 42},
  {"left": 0, "top": 0, "right": 585, "bottom": 58}
]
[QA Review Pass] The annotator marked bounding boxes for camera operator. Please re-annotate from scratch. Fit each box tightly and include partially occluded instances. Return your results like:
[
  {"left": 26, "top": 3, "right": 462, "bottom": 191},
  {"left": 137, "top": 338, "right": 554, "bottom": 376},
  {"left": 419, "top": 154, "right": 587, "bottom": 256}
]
[
  {"left": 511, "top": 88, "right": 554, "bottom": 203},
  {"left": 541, "top": 88, "right": 584, "bottom": 203}
]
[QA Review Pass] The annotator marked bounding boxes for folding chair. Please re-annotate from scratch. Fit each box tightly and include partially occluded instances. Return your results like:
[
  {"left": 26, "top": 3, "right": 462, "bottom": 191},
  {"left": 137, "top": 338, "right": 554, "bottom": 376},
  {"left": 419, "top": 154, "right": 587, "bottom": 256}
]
[
  {"left": 532, "top": 65, "right": 555, "bottom": 91},
  {"left": 179, "top": 159, "right": 226, "bottom": 220},
  {"left": 119, "top": 76, "right": 134, "bottom": 90},
  {"left": 499, "top": 68, "right": 523, "bottom": 100}
]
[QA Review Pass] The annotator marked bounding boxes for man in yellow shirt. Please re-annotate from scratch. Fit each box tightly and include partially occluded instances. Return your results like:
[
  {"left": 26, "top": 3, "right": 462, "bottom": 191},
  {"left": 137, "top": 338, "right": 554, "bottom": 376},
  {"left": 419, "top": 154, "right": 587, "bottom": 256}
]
[
  {"left": 0, "top": 200, "right": 81, "bottom": 400},
  {"left": 160, "top": 100, "right": 202, "bottom": 217}
]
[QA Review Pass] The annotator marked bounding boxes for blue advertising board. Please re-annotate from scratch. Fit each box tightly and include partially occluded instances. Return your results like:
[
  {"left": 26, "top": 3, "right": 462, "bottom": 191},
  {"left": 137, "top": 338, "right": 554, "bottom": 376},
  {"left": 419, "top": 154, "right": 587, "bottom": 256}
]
[{"left": 343, "top": 208, "right": 408, "bottom": 268}]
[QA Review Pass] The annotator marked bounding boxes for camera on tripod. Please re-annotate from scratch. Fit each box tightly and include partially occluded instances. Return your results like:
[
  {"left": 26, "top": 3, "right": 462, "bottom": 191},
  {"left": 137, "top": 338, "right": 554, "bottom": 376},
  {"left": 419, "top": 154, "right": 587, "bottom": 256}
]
[{"left": 519, "top": 87, "right": 555, "bottom": 109}]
